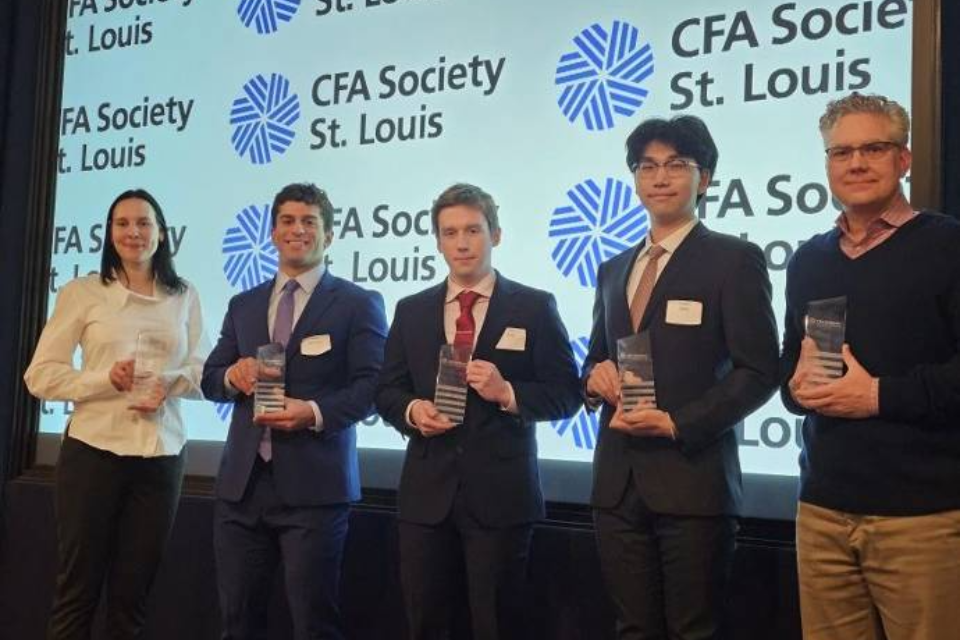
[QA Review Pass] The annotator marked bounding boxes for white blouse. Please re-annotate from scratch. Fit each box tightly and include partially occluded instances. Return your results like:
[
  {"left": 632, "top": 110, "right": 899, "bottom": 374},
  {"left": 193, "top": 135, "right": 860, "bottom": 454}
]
[{"left": 24, "top": 274, "right": 210, "bottom": 457}]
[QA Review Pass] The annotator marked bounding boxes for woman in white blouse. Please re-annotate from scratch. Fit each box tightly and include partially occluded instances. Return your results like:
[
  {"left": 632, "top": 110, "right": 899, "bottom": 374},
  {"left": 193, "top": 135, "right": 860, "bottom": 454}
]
[{"left": 24, "top": 189, "right": 209, "bottom": 640}]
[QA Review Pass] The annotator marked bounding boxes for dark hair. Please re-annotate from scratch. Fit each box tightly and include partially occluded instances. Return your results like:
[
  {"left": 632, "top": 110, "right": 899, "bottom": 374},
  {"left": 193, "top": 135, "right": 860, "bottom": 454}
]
[
  {"left": 271, "top": 183, "right": 334, "bottom": 231},
  {"left": 100, "top": 189, "right": 186, "bottom": 295},
  {"left": 430, "top": 183, "right": 499, "bottom": 235},
  {"left": 625, "top": 115, "right": 718, "bottom": 203}
]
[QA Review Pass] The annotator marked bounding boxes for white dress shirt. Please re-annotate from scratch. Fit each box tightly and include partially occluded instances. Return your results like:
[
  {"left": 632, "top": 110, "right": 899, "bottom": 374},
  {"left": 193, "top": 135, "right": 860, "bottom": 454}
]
[
  {"left": 24, "top": 274, "right": 210, "bottom": 457},
  {"left": 224, "top": 265, "right": 326, "bottom": 429},
  {"left": 584, "top": 219, "right": 699, "bottom": 414},
  {"left": 442, "top": 271, "right": 497, "bottom": 347},
  {"left": 271, "top": 266, "right": 325, "bottom": 429},
  {"left": 406, "top": 271, "right": 517, "bottom": 427},
  {"left": 268, "top": 266, "right": 324, "bottom": 341},
  {"left": 626, "top": 218, "right": 699, "bottom": 307}
]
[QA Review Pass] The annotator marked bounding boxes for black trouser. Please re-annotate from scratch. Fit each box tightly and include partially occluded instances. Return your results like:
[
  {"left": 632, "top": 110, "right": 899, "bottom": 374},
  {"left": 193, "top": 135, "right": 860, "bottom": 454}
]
[
  {"left": 399, "top": 492, "right": 534, "bottom": 640},
  {"left": 48, "top": 436, "right": 185, "bottom": 640},
  {"left": 594, "top": 476, "right": 737, "bottom": 640}
]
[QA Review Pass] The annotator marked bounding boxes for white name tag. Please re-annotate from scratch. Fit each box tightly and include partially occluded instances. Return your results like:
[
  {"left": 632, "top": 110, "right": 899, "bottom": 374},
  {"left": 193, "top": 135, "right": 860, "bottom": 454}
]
[
  {"left": 300, "top": 334, "right": 332, "bottom": 356},
  {"left": 496, "top": 327, "right": 527, "bottom": 351},
  {"left": 665, "top": 300, "right": 703, "bottom": 326}
]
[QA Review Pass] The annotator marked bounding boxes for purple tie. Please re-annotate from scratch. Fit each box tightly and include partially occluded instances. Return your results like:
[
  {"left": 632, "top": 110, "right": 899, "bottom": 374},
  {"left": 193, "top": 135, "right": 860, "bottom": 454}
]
[
  {"left": 259, "top": 278, "right": 300, "bottom": 461},
  {"left": 273, "top": 279, "right": 299, "bottom": 346}
]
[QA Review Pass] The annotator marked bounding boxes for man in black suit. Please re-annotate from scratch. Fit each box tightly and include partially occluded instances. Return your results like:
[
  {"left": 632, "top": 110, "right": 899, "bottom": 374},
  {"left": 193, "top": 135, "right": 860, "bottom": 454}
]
[
  {"left": 584, "top": 116, "right": 779, "bottom": 639},
  {"left": 376, "top": 183, "right": 582, "bottom": 640}
]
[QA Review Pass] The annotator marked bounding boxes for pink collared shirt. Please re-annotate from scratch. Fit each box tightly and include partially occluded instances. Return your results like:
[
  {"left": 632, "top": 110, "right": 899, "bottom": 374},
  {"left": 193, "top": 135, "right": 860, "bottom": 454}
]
[{"left": 835, "top": 200, "right": 917, "bottom": 259}]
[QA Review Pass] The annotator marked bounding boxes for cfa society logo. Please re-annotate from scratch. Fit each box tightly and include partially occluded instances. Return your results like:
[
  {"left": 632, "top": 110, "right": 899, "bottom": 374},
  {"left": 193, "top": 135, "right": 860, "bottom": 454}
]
[
  {"left": 215, "top": 402, "right": 233, "bottom": 423},
  {"left": 237, "top": 0, "right": 300, "bottom": 34},
  {"left": 555, "top": 20, "right": 655, "bottom": 131},
  {"left": 230, "top": 73, "right": 301, "bottom": 165},
  {"left": 222, "top": 204, "right": 280, "bottom": 291},
  {"left": 550, "top": 337, "right": 600, "bottom": 450},
  {"left": 549, "top": 178, "right": 649, "bottom": 288}
]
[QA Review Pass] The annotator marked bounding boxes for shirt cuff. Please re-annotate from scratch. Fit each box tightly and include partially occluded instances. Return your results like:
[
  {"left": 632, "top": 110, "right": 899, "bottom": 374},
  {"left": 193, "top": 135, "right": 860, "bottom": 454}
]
[
  {"left": 584, "top": 392, "right": 604, "bottom": 412},
  {"left": 405, "top": 399, "right": 422, "bottom": 428},
  {"left": 870, "top": 377, "right": 880, "bottom": 416},
  {"left": 499, "top": 383, "right": 519, "bottom": 415},
  {"left": 223, "top": 368, "right": 239, "bottom": 398},
  {"left": 307, "top": 400, "right": 324, "bottom": 432}
]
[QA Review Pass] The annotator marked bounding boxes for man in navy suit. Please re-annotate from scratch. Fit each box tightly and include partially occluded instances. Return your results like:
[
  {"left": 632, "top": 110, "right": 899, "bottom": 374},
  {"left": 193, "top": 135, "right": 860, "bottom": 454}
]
[
  {"left": 202, "top": 183, "right": 387, "bottom": 640},
  {"left": 584, "top": 116, "right": 779, "bottom": 639},
  {"left": 376, "top": 183, "right": 582, "bottom": 640}
]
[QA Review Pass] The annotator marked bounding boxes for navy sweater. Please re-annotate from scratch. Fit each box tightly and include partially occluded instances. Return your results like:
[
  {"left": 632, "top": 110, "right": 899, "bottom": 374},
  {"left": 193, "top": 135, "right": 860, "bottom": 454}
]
[{"left": 781, "top": 212, "right": 960, "bottom": 516}]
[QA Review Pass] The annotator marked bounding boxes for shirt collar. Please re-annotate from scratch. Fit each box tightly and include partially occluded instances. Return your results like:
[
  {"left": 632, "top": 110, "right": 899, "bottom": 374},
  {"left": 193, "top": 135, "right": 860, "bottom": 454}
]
[
  {"left": 107, "top": 270, "right": 167, "bottom": 307},
  {"left": 637, "top": 218, "right": 698, "bottom": 263},
  {"left": 275, "top": 264, "right": 325, "bottom": 296},
  {"left": 445, "top": 270, "right": 496, "bottom": 304},
  {"left": 835, "top": 196, "right": 916, "bottom": 235}
]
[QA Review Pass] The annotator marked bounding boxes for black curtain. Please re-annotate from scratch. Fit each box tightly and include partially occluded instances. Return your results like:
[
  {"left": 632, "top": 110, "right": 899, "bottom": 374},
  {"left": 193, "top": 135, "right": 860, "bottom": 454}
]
[
  {"left": 0, "top": 0, "right": 64, "bottom": 489},
  {"left": 943, "top": 1, "right": 960, "bottom": 215}
]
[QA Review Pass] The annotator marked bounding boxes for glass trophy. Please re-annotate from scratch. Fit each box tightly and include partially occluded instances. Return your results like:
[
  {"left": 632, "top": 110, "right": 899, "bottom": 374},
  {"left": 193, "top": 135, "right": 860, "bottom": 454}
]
[
  {"left": 617, "top": 331, "right": 656, "bottom": 411},
  {"left": 434, "top": 344, "right": 472, "bottom": 424},
  {"left": 129, "top": 331, "right": 166, "bottom": 410},
  {"left": 254, "top": 343, "right": 286, "bottom": 415},
  {"left": 803, "top": 296, "right": 847, "bottom": 384}
]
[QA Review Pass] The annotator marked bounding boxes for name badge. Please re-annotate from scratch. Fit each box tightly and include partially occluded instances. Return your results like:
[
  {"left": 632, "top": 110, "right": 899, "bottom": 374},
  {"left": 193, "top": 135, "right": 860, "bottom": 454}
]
[
  {"left": 301, "top": 334, "right": 332, "bottom": 356},
  {"left": 496, "top": 327, "right": 527, "bottom": 351},
  {"left": 665, "top": 300, "right": 703, "bottom": 326}
]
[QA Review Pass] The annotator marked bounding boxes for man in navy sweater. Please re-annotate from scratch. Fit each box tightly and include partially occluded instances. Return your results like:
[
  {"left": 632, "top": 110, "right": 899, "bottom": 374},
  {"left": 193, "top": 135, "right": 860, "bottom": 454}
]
[{"left": 782, "top": 92, "right": 960, "bottom": 640}]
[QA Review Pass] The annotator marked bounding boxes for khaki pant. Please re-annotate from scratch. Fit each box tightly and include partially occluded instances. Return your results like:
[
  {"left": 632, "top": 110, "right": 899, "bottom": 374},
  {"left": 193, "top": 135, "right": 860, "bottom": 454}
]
[{"left": 796, "top": 501, "right": 960, "bottom": 640}]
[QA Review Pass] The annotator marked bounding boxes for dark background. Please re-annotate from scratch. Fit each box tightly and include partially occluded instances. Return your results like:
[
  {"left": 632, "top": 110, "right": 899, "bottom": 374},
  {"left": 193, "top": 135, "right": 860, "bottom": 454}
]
[{"left": 1, "top": 1, "right": 957, "bottom": 637}]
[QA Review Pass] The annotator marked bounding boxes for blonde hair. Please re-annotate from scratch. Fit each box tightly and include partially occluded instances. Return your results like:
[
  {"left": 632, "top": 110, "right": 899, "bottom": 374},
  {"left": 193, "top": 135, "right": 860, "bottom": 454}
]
[{"left": 819, "top": 92, "right": 910, "bottom": 145}]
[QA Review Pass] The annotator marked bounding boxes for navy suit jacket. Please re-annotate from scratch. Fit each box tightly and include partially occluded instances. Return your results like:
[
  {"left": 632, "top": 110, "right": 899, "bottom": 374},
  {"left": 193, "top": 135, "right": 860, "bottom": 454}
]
[
  {"left": 585, "top": 223, "right": 779, "bottom": 516},
  {"left": 375, "top": 273, "right": 582, "bottom": 527},
  {"left": 202, "top": 271, "right": 387, "bottom": 506}
]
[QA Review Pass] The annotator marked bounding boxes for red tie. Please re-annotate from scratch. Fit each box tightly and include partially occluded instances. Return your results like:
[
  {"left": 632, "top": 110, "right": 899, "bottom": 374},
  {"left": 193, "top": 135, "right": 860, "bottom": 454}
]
[{"left": 454, "top": 290, "right": 480, "bottom": 349}]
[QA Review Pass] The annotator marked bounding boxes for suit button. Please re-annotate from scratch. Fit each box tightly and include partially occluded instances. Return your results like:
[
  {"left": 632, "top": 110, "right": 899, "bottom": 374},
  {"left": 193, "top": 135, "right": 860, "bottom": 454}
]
[{"left": 455, "top": 446, "right": 464, "bottom": 455}]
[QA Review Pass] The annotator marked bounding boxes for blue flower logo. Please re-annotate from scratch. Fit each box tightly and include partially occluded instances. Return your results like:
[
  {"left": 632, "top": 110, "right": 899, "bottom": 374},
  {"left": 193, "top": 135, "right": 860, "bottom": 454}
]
[
  {"left": 551, "top": 337, "right": 599, "bottom": 450},
  {"left": 237, "top": 0, "right": 301, "bottom": 34},
  {"left": 549, "top": 178, "right": 649, "bottom": 288},
  {"left": 222, "top": 204, "right": 279, "bottom": 291},
  {"left": 215, "top": 402, "right": 234, "bottom": 422},
  {"left": 555, "top": 20, "right": 654, "bottom": 131},
  {"left": 230, "top": 73, "right": 301, "bottom": 165}
]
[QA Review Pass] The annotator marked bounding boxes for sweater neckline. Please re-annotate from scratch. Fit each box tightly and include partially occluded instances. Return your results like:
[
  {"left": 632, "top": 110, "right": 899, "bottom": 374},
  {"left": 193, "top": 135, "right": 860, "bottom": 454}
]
[{"left": 829, "top": 211, "right": 927, "bottom": 264}]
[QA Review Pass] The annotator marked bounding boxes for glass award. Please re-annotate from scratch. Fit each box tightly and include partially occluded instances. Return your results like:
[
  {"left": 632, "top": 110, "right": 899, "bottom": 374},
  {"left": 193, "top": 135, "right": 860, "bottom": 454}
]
[
  {"left": 434, "top": 344, "right": 472, "bottom": 425},
  {"left": 617, "top": 331, "right": 656, "bottom": 411},
  {"left": 128, "top": 330, "right": 166, "bottom": 410},
  {"left": 803, "top": 296, "right": 847, "bottom": 384},
  {"left": 254, "top": 343, "right": 286, "bottom": 415}
]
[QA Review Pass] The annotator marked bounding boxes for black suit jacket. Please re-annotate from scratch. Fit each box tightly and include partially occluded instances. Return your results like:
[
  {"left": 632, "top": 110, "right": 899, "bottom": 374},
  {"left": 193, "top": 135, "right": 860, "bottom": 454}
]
[
  {"left": 376, "top": 273, "right": 582, "bottom": 527},
  {"left": 585, "top": 223, "right": 779, "bottom": 516}
]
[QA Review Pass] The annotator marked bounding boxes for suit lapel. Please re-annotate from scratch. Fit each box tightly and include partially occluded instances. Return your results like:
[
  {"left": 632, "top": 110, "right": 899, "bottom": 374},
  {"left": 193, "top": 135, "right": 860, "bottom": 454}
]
[
  {"left": 430, "top": 282, "right": 447, "bottom": 348},
  {"left": 639, "top": 223, "right": 709, "bottom": 330},
  {"left": 615, "top": 242, "right": 645, "bottom": 338},
  {"left": 251, "top": 280, "right": 274, "bottom": 347},
  {"left": 287, "top": 270, "right": 339, "bottom": 359},
  {"left": 473, "top": 272, "right": 515, "bottom": 361},
  {"left": 422, "top": 283, "right": 448, "bottom": 396}
]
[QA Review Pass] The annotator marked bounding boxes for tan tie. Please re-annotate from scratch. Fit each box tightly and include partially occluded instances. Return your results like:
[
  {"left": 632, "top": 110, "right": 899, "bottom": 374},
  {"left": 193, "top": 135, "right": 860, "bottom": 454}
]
[{"left": 629, "top": 244, "right": 666, "bottom": 330}]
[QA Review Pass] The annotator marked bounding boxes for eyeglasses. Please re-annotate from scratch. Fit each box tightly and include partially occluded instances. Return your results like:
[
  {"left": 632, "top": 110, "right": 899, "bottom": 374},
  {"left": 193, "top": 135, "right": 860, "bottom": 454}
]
[
  {"left": 825, "top": 141, "right": 902, "bottom": 163},
  {"left": 632, "top": 158, "right": 700, "bottom": 180}
]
